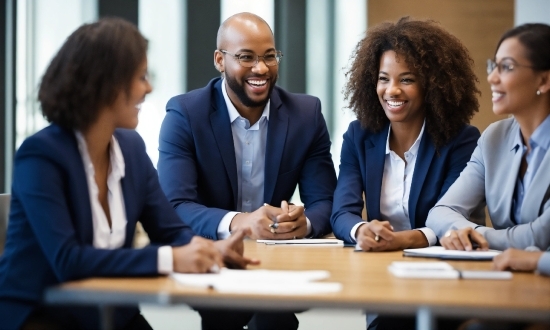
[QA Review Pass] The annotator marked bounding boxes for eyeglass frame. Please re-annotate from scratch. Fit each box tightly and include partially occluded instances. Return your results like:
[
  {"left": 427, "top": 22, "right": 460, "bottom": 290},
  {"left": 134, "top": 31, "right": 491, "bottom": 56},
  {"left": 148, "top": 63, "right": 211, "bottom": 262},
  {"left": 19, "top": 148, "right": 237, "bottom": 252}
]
[
  {"left": 486, "top": 58, "right": 535, "bottom": 75},
  {"left": 219, "top": 49, "right": 283, "bottom": 67}
]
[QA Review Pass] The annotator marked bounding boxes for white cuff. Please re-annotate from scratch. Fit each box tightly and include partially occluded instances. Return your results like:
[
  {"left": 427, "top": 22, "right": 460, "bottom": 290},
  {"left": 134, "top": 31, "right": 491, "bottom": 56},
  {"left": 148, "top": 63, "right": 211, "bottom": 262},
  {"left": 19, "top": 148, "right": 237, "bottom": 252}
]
[
  {"left": 218, "top": 211, "right": 239, "bottom": 240},
  {"left": 158, "top": 245, "right": 173, "bottom": 274},
  {"left": 350, "top": 222, "right": 368, "bottom": 243},
  {"left": 305, "top": 217, "right": 312, "bottom": 236},
  {"left": 416, "top": 227, "right": 437, "bottom": 246}
]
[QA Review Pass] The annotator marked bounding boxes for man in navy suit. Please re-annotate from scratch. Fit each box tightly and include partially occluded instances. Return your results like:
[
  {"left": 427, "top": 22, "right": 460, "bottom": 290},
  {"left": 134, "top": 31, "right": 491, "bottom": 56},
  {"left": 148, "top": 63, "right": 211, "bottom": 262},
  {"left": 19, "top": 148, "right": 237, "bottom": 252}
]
[{"left": 158, "top": 12, "right": 336, "bottom": 330}]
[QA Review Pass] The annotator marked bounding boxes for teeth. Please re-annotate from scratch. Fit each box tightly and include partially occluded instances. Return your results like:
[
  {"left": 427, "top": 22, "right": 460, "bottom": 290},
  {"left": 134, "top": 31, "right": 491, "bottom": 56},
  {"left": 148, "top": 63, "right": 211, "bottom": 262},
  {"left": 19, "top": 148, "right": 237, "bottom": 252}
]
[
  {"left": 248, "top": 79, "right": 267, "bottom": 86},
  {"left": 387, "top": 100, "right": 405, "bottom": 108},
  {"left": 492, "top": 92, "right": 504, "bottom": 98}
]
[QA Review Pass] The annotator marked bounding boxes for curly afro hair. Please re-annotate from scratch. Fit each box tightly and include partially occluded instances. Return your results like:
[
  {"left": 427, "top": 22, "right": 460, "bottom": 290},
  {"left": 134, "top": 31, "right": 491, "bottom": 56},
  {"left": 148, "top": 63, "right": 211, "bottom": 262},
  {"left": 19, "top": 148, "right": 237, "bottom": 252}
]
[{"left": 344, "top": 16, "right": 480, "bottom": 149}]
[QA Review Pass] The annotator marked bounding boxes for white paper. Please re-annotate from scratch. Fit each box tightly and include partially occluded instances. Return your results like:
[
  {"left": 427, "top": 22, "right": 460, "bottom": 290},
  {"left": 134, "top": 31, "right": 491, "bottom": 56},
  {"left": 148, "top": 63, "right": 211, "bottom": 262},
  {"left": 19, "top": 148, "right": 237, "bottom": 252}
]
[
  {"left": 257, "top": 239, "right": 343, "bottom": 246},
  {"left": 388, "top": 261, "right": 459, "bottom": 279},
  {"left": 388, "top": 261, "right": 512, "bottom": 280},
  {"left": 403, "top": 246, "right": 501, "bottom": 260},
  {"left": 171, "top": 268, "right": 342, "bottom": 294}
]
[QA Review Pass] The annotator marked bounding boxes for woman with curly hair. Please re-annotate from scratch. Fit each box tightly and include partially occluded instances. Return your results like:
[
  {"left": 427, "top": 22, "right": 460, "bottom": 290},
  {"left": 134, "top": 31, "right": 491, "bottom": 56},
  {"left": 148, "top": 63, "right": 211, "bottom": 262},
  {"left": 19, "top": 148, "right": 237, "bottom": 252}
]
[
  {"left": 330, "top": 15, "right": 481, "bottom": 330},
  {"left": 331, "top": 16, "right": 481, "bottom": 252}
]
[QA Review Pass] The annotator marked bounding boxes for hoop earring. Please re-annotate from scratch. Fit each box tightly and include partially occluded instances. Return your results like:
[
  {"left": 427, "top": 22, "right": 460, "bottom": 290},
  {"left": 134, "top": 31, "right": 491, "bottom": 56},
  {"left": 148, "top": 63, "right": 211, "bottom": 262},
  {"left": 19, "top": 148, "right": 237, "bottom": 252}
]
[{"left": 537, "top": 90, "right": 541, "bottom": 96}]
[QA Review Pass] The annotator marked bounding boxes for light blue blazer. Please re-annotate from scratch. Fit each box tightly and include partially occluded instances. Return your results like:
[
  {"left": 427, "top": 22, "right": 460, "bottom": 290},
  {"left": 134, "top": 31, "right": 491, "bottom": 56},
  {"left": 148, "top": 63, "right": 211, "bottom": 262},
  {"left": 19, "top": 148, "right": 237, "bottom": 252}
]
[{"left": 427, "top": 118, "right": 550, "bottom": 250}]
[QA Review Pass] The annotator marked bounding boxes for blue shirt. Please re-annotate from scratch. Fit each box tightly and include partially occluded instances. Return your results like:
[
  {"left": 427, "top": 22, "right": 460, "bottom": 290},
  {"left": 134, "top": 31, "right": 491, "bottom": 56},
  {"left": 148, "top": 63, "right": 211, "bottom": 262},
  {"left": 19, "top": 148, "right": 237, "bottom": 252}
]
[
  {"left": 512, "top": 114, "right": 550, "bottom": 224},
  {"left": 216, "top": 80, "right": 269, "bottom": 239}
]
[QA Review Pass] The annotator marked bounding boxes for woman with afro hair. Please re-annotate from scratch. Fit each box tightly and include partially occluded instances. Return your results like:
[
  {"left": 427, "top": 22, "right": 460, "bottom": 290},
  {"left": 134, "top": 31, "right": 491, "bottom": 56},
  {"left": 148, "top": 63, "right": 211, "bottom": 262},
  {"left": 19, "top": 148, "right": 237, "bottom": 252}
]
[{"left": 330, "top": 15, "right": 482, "bottom": 330}]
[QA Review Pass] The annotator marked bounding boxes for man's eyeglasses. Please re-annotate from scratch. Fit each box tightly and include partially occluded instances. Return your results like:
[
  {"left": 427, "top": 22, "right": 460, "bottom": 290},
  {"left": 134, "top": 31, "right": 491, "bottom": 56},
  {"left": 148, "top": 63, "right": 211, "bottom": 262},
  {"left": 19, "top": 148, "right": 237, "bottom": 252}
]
[
  {"left": 219, "top": 50, "right": 283, "bottom": 67},
  {"left": 486, "top": 59, "right": 535, "bottom": 75}
]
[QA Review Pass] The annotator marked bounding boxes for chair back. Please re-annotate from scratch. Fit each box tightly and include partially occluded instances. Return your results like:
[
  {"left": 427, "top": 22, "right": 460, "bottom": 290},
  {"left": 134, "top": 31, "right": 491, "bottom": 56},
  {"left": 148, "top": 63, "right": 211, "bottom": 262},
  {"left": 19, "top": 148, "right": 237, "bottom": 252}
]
[{"left": 0, "top": 193, "right": 10, "bottom": 254}]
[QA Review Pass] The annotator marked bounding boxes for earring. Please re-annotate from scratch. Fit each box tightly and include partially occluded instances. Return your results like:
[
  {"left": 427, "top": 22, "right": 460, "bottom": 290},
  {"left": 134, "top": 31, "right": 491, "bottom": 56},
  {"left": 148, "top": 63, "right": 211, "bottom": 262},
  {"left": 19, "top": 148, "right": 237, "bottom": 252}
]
[{"left": 537, "top": 90, "right": 541, "bottom": 96}]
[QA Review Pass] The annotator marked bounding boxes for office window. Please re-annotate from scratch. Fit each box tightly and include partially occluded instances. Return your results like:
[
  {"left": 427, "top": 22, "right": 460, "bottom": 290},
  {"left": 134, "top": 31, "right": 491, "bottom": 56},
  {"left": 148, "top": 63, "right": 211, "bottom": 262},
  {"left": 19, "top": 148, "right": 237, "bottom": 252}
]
[{"left": 15, "top": 0, "right": 97, "bottom": 148}]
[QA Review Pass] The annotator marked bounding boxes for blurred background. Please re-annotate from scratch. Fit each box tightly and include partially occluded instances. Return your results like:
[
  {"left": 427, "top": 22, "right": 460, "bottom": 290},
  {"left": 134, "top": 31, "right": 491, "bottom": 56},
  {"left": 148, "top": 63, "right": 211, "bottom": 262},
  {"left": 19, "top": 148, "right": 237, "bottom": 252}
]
[
  {"left": 2, "top": 0, "right": 550, "bottom": 193},
  {"left": 1, "top": 1, "right": 549, "bottom": 328}
]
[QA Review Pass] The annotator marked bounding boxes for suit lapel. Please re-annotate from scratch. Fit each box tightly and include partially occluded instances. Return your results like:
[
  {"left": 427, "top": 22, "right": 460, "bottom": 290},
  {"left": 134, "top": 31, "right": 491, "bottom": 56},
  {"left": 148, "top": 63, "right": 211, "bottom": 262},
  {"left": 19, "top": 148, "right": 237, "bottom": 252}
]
[
  {"left": 503, "top": 142, "right": 524, "bottom": 225},
  {"left": 521, "top": 148, "right": 550, "bottom": 220},
  {"left": 364, "top": 126, "right": 389, "bottom": 221},
  {"left": 264, "top": 90, "right": 288, "bottom": 203},
  {"left": 408, "top": 133, "right": 435, "bottom": 229},
  {"left": 63, "top": 128, "right": 95, "bottom": 245},
  {"left": 210, "top": 82, "right": 239, "bottom": 206}
]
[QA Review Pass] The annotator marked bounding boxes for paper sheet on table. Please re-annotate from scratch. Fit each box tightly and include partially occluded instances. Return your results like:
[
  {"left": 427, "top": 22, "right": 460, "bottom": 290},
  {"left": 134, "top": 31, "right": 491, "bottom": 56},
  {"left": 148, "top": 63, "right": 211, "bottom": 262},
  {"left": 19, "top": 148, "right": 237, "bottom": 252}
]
[
  {"left": 257, "top": 239, "right": 343, "bottom": 246},
  {"left": 171, "top": 268, "right": 342, "bottom": 294},
  {"left": 402, "top": 246, "right": 502, "bottom": 260},
  {"left": 388, "top": 261, "right": 512, "bottom": 280}
]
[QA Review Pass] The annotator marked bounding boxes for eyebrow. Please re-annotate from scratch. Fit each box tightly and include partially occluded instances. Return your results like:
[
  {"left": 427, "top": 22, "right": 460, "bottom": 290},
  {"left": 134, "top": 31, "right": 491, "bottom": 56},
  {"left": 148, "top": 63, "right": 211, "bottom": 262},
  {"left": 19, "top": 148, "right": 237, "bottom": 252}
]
[
  {"left": 496, "top": 56, "right": 518, "bottom": 62},
  {"left": 235, "top": 48, "right": 276, "bottom": 53},
  {"left": 378, "top": 71, "right": 415, "bottom": 76}
]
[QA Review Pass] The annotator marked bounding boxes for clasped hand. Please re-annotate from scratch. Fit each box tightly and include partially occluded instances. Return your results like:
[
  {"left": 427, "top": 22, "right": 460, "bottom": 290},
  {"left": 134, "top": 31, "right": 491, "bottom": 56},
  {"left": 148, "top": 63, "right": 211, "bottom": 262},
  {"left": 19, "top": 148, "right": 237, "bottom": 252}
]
[{"left": 230, "top": 200, "right": 307, "bottom": 240}]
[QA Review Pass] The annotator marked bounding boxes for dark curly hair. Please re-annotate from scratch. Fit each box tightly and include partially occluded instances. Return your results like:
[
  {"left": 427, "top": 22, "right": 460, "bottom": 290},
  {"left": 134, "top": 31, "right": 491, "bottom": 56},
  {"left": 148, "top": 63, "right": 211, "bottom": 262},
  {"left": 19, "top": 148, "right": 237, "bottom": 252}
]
[
  {"left": 344, "top": 16, "right": 480, "bottom": 149},
  {"left": 38, "top": 18, "right": 148, "bottom": 131}
]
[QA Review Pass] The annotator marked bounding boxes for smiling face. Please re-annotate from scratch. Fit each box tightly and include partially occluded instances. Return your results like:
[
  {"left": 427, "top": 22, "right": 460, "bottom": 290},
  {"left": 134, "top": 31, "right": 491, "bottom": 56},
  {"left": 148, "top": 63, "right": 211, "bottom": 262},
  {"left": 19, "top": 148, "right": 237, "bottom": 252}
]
[
  {"left": 376, "top": 50, "right": 425, "bottom": 126},
  {"left": 488, "top": 37, "right": 543, "bottom": 117},
  {"left": 215, "top": 16, "right": 278, "bottom": 113},
  {"left": 111, "top": 58, "right": 152, "bottom": 129}
]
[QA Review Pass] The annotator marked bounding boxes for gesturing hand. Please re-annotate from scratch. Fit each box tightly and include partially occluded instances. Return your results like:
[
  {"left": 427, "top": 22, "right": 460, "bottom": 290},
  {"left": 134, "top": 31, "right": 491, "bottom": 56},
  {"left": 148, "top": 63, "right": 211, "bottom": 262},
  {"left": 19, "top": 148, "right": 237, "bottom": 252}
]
[
  {"left": 214, "top": 228, "right": 260, "bottom": 269},
  {"left": 172, "top": 236, "right": 223, "bottom": 273}
]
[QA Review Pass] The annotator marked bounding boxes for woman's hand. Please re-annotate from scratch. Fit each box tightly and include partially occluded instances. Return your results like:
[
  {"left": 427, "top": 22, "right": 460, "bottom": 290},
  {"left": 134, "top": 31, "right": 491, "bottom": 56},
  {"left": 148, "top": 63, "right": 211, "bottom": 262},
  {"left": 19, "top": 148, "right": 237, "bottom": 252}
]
[
  {"left": 356, "top": 220, "right": 394, "bottom": 251},
  {"left": 214, "top": 228, "right": 260, "bottom": 269},
  {"left": 172, "top": 236, "right": 223, "bottom": 273},
  {"left": 440, "top": 227, "right": 488, "bottom": 251},
  {"left": 356, "top": 221, "right": 429, "bottom": 251},
  {"left": 493, "top": 248, "right": 542, "bottom": 272}
]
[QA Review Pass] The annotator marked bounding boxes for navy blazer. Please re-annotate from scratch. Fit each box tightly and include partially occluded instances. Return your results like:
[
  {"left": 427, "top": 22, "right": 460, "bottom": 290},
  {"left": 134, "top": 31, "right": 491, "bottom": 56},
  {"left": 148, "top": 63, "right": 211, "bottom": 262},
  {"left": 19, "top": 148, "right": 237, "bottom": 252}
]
[
  {"left": 158, "top": 78, "right": 337, "bottom": 239},
  {"left": 0, "top": 125, "right": 194, "bottom": 329},
  {"left": 331, "top": 121, "right": 480, "bottom": 243}
]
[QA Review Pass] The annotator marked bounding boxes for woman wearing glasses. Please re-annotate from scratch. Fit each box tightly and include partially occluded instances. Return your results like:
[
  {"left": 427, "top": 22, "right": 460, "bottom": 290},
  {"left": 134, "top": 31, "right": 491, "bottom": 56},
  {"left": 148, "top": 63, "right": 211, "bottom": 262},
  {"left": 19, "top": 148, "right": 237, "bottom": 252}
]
[
  {"left": 0, "top": 18, "right": 254, "bottom": 330},
  {"left": 427, "top": 23, "right": 550, "bottom": 260}
]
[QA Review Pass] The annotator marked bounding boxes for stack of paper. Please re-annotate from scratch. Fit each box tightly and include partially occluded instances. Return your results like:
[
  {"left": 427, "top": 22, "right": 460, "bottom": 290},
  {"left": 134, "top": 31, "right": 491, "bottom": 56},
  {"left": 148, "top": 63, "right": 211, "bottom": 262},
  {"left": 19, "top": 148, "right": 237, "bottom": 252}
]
[
  {"left": 257, "top": 239, "right": 343, "bottom": 246},
  {"left": 388, "top": 261, "right": 512, "bottom": 280},
  {"left": 403, "top": 246, "right": 501, "bottom": 260},
  {"left": 171, "top": 268, "right": 342, "bottom": 294}
]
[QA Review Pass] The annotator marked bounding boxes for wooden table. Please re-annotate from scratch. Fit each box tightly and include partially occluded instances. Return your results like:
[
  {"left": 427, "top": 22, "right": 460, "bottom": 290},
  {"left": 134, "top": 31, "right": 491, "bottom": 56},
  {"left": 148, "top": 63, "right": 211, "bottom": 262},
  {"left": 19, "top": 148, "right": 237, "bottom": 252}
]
[{"left": 45, "top": 240, "right": 550, "bottom": 330}]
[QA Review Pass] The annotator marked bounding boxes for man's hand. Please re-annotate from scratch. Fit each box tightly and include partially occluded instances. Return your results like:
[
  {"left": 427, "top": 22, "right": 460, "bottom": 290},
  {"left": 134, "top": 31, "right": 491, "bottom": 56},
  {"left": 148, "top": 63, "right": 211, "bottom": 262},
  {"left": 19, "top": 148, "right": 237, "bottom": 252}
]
[
  {"left": 493, "top": 248, "right": 542, "bottom": 272},
  {"left": 214, "top": 228, "right": 260, "bottom": 269},
  {"left": 172, "top": 236, "right": 223, "bottom": 273},
  {"left": 229, "top": 201, "right": 307, "bottom": 239},
  {"left": 440, "top": 227, "right": 488, "bottom": 251}
]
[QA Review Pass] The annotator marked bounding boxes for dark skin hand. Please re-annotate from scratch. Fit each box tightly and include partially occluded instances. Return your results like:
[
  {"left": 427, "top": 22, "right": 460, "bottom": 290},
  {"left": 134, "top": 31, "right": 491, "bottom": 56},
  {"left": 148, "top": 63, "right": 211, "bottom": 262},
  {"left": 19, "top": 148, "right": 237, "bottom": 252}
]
[
  {"left": 213, "top": 228, "right": 260, "bottom": 269},
  {"left": 355, "top": 220, "right": 428, "bottom": 252},
  {"left": 230, "top": 201, "right": 307, "bottom": 240}
]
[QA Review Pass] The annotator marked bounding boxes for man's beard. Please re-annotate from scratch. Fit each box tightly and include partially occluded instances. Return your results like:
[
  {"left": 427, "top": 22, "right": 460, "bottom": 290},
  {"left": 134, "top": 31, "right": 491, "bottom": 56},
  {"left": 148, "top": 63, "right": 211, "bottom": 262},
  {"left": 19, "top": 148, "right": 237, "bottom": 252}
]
[{"left": 225, "top": 71, "right": 277, "bottom": 108}]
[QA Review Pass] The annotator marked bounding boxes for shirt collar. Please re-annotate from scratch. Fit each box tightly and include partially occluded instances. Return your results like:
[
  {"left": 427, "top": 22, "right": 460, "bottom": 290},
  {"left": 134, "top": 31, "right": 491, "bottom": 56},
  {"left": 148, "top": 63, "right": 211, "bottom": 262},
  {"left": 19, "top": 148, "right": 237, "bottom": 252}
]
[
  {"left": 512, "top": 114, "right": 550, "bottom": 152},
  {"left": 530, "top": 114, "right": 550, "bottom": 151},
  {"left": 221, "top": 78, "right": 270, "bottom": 124},
  {"left": 75, "top": 131, "right": 125, "bottom": 180},
  {"left": 385, "top": 120, "right": 426, "bottom": 156}
]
